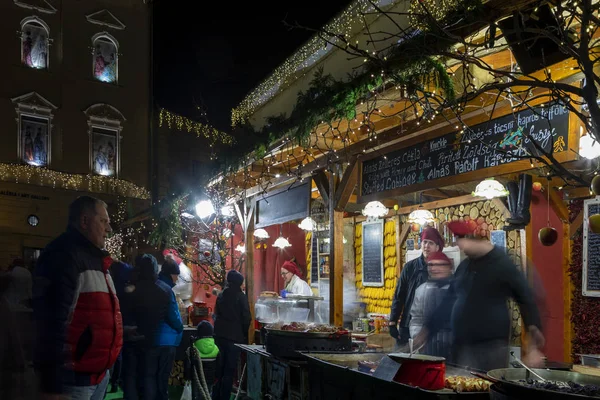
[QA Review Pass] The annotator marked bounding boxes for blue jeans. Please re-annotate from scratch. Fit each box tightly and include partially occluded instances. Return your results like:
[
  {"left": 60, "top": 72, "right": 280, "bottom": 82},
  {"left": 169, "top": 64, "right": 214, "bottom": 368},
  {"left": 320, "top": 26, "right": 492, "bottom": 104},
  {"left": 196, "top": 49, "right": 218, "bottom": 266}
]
[
  {"left": 144, "top": 346, "right": 176, "bottom": 400},
  {"left": 212, "top": 338, "right": 241, "bottom": 400},
  {"left": 64, "top": 369, "right": 109, "bottom": 400}
]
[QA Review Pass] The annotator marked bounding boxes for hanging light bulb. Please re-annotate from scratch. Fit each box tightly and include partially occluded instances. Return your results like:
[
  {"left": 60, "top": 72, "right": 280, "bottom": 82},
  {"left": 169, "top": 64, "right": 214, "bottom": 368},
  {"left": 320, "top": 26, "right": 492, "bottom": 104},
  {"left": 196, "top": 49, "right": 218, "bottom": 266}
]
[
  {"left": 579, "top": 133, "right": 600, "bottom": 160},
  {"left": 254, "top": 228, "right": 270, "bottom": 239},
  {"left": 472, "top": 178, "right": 509, "bottom": 199},
  {"left": 298, "top": 217, "right": 316, "bottom": 231},
  {"left": 195, "top": 200, "right": 215, "bottom": 219},
  {"left": 362, "top": 201, "right": 388, "bottom": 218},
  {"left": 221, "top": 205, "right": 235, "bottom": 217}
]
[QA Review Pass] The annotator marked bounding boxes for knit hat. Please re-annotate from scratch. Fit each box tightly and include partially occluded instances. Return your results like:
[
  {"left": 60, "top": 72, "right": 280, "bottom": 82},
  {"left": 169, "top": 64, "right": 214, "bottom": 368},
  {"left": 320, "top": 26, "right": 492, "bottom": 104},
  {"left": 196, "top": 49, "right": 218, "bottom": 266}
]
[
  {"left": 161, "top": 258, "right": 180, "bottom": 276},
  {"left": 226, "top": 269, "right": 244, "bottom": 287},
  {"left": 447, "top": 221, "right": 472, "bottom": 238},
  {"left": 138, "top": 254, "right": 159, "bottom": 280},
  {"left": 196, "top": 320, "right": 214, "bottom": 338},
  {"left": 426, "top": 251, "right": 452, "bottom": 266},
  {"left": 281, "top": 260, "right": 301, "bottom": 277},
  {"left": 421, "top": 227, "right": 445, "bottom": 249}
]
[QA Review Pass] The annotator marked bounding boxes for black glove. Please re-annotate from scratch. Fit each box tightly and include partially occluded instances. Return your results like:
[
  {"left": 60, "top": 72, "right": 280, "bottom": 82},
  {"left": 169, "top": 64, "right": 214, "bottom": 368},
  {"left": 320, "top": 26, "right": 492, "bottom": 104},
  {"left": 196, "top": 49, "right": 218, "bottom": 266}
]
[{"left": 389, "top": 324, "right": 399, "bottom": 339}]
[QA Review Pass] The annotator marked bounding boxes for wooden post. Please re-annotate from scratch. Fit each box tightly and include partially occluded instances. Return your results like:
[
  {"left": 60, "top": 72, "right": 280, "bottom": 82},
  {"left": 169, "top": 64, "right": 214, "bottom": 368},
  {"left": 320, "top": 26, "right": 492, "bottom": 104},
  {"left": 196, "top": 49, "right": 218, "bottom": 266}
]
[
  {"left": 245, "top": 203, "right": 256, "bottom": 344},
  {"left": 329, "top": 169, "right": 343, "bottom": 326}
]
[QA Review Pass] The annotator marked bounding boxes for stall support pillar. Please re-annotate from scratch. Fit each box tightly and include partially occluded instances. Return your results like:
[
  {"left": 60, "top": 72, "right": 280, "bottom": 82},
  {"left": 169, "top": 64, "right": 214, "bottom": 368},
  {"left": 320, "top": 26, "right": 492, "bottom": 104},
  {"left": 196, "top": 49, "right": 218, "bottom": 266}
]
[
  {"left": 245, "top": 207, "right": 256, "bottom": 343},
  {"left": 329, "top": 169, "right": 344, "bottom": 326}
]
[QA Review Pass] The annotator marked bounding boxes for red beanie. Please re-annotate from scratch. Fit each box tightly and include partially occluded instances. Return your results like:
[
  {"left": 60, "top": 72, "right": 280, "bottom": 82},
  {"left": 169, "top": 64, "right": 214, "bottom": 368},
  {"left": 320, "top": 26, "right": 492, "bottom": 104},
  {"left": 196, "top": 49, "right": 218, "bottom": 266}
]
[
  {"left": 426, "top": 251, "right": 452, "bottom": 265},
  {"left": 447, "top": 221, "right": 472, "bottom": 237},
  {"left": 281, "top": 260, "right": 301, "bottom": 278},
  {"left": 421, "top": 227, "right": 444, "bottom": 249},
  {"left": 163, "top": 248, "right": 182, "bottom": 265}
]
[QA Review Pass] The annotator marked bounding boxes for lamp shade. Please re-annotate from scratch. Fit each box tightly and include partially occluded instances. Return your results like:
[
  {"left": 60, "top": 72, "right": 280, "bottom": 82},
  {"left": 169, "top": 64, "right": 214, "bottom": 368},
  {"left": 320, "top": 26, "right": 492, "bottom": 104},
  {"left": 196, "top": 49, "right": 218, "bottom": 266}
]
[
  {"left": 254, "top": 228, "right": 270, "bottom": 239},
  {"left": 362, "top": 201, "right": 389, "bottom": 218},
  {"left": 273, "top": 236, "right": 292, "bottom": 249},
  {"left": 472, "top": 178, "right": 509, "bottom": 199},
  {"left": 407, "top": 208, "right": 435, "bottom": 225},
  {"left": 195, "top": 200, "right": 215, "bottom": 219},
  {"left": 298, "top": 217, "right": 316, "bottom": 231},
  {"left": 580, "top": 134, "right": 600, "bottom": 160}
]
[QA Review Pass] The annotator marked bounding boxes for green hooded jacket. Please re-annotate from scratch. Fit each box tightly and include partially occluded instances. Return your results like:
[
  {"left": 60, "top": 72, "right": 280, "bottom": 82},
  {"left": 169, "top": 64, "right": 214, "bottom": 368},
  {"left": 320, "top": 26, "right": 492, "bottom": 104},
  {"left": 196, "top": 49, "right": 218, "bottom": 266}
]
[{"left": 193, "top": 337, "right": 219, "bottom": 359}]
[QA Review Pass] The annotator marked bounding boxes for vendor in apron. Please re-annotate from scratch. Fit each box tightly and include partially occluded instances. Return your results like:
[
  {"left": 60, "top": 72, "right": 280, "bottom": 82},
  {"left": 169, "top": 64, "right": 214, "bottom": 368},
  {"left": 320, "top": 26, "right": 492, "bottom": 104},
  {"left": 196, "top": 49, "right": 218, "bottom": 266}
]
[{"left": 280, "top": 259, "right": 313, "bottom": 296}]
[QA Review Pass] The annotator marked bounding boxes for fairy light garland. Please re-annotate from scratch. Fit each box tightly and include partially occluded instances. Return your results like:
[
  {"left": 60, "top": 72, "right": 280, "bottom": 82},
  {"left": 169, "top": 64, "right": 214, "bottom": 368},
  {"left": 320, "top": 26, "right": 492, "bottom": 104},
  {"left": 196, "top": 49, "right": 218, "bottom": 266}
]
[
  {"left": 231, "top": 0, "right": 393, "bottom": 126},
  {"left": 0, "top": 163, "right": 150, "bottom": 199},
  {"left": 159, "top": 108, "right": 235, "bottom": 146}
]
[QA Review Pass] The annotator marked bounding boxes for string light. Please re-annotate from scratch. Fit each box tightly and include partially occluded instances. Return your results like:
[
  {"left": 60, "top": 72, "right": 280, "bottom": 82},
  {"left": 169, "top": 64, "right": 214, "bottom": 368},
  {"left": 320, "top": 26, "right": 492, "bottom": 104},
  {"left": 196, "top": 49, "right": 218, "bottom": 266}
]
[
  {"left": 0, "top": 163, "right": 150, "bottom": 199},
  {"left": 159, "top": 108, "right": 235, "bottom": 146}
]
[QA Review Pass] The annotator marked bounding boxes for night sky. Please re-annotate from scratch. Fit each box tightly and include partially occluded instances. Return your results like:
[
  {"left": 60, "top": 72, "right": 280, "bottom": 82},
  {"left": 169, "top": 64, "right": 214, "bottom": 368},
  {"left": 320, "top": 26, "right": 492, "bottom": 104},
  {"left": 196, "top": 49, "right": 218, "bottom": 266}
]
[{"left": 153, "top": 0, "right": 351, "bottom": 132}]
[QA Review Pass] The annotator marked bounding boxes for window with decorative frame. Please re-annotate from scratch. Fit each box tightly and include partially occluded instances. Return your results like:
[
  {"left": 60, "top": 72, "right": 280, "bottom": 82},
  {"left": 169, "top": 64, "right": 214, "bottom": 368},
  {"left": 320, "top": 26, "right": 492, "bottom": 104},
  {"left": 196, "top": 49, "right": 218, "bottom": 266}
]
[
  {"left": 91, "top": 33, "right": 118, "bottom": 83},
  {"left": 11, "top": 92, "right": 57, "bottom": 167},
  {"left": 19, "top": 16, "right": 51, "bottom": 70},
  {"left": 84, "top": 104, "right": 125, "bottom": 177}
]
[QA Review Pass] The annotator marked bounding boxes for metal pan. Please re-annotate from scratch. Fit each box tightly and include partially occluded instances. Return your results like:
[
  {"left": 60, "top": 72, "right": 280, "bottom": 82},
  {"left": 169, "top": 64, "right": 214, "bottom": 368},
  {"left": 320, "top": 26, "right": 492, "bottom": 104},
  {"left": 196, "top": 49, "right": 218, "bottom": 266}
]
[
  {"left": 264, "top": 327, "right": 347, "bottom": 338},
  {"left": 488, "top": 368, "right": 600, "bottom": 399}
]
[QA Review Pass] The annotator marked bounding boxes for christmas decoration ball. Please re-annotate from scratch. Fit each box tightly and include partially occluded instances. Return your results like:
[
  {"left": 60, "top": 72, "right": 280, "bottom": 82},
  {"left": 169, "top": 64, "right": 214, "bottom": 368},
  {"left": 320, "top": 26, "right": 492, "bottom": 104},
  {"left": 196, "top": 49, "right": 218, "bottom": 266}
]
[
  {"left": 393, "top": 204, "right": 399, "bottom": 211},
  {"left": 412, "top": 223, "right": 420, "bottom": 232},
  {"left": 532, "top": 182, "right": 543, "bottom": 192},
  {"left": 589, "top": 214, "right": 600, "bottom": 234},
  {"left": 591, "top": 175, "right": 600, "bottom": 196},
  {"left": 203, "top": 250, "right": 211, "bottom": 257},
  {"left": 538, "top": 227, "right": 558, "bottom": 246}
]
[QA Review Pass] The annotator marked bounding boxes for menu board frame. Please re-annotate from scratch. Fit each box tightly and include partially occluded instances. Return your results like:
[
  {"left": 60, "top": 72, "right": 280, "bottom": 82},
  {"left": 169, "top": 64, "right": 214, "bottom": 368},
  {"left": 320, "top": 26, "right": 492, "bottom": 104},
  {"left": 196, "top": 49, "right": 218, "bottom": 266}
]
[
  {"left": 362, "top": 219, "right": 384, "bottom": 287},
  {"left": 583, "top": 197, "right": 600, "bottom": 297},
  {"left": 358, "top": 105, "right": 576, "bottom": 203}
]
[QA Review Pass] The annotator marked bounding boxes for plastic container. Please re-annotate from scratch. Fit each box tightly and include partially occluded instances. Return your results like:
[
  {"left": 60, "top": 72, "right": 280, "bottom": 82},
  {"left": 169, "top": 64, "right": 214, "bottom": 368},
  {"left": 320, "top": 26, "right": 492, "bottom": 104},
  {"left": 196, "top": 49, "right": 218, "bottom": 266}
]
[{"left": 579, "top": 354, "right": 600, "bottom": 368}]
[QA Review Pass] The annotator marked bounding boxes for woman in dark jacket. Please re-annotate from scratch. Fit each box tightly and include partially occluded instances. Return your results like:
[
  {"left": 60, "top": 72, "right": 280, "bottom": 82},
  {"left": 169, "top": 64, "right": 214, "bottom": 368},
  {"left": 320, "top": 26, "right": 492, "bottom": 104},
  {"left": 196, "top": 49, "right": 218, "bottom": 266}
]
[{"left": 212, "top": 270, "right": 251, "bottom": 400}]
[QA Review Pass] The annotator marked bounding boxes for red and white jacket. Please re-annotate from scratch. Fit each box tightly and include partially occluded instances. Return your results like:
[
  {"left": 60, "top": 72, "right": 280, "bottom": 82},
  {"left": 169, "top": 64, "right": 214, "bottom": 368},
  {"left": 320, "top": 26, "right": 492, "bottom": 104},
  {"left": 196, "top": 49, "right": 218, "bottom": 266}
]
[{"left": 33, "top": 228, "right": 123, "bottom": 393}]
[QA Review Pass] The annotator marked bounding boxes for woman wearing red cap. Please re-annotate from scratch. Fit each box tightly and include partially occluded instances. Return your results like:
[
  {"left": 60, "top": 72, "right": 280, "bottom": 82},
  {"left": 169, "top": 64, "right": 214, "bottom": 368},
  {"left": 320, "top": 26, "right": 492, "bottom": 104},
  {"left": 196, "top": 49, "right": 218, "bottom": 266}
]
[
  {"left": 280, "top": 259, "right": 313, "bottom": 296},
  {"left": 389, "top": 227, "right": 445, "bottom": 345}
]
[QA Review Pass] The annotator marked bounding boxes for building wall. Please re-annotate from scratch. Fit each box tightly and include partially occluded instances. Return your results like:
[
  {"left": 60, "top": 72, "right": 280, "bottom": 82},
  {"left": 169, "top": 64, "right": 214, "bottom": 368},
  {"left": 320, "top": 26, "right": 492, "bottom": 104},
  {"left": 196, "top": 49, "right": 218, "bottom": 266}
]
[{"left": 0, "top": 0, "right": 150, "bottom": 267}]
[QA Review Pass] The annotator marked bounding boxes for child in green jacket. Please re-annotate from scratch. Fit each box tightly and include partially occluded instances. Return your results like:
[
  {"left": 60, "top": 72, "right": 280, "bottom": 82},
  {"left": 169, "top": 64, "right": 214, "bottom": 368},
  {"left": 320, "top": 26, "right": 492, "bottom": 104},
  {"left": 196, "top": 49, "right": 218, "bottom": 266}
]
[
  {"left": 190, "top": 321, "right": 219, "bottom": 399},
  {"left": 194, "top": 321, "right": 219, "bottom": 359}
]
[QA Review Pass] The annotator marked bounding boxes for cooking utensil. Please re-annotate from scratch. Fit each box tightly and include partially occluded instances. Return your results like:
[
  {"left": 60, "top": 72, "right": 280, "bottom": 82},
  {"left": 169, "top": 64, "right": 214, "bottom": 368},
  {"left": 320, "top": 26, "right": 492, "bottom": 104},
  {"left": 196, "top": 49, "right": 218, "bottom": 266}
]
[
  {"left": 510, "top": 351, "right": 547, "bottom": 382},
  {"left": 387, "top": 353, "right": 446, "bottom": 390}
]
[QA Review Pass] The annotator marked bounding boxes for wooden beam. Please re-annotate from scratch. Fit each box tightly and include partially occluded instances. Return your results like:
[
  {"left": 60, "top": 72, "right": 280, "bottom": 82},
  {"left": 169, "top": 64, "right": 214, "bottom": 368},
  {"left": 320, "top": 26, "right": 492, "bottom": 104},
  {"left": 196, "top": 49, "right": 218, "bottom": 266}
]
[
  {"left": 334, "top": 158, "right": 358, "bottom": 211},
  {"left": 314, "top": 171, "right": 330, "bottom": 204},
  {"left": 564, "top": 186, "right": 593, "bottom": 200},
  {"left": 563, "top": 218, "right": 573, "bottom": 362},
  {"left": 329, "top": 170, "right": 344, "bottom": 326},
  {"left": 395, "top": 216, "right": 404, "bottom": 276},
  {"left": 423, "top": 189, "right": 464, "bottom": 199},
  {"left": 396, "top": 194, "right": 486, "bottom": 215},
  {"left": 245, "top": 210, "right": 255, "bottom": 344}
]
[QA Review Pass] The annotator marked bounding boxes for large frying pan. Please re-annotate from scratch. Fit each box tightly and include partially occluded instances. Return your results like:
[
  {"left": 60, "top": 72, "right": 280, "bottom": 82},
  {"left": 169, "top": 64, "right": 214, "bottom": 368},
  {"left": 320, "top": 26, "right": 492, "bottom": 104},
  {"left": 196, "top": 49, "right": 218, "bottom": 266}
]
[{"left": 487, "top": 368, "right": 600, "bottom": 399}]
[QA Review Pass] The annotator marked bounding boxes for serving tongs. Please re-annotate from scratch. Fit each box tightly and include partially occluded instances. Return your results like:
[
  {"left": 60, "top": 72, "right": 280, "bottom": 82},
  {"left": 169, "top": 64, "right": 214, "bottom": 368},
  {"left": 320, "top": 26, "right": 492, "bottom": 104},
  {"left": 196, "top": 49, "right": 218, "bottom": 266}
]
[{"left": 510, "top": 351, "right": 569, "bottom": 388}]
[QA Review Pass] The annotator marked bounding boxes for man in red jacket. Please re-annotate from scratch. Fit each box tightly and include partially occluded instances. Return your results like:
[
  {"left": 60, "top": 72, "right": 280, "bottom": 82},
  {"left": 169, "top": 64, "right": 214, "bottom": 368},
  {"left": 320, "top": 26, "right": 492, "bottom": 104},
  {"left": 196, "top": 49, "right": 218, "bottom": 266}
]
[{"left": 33, "top": 196, "right": 123, "bottom": 400}]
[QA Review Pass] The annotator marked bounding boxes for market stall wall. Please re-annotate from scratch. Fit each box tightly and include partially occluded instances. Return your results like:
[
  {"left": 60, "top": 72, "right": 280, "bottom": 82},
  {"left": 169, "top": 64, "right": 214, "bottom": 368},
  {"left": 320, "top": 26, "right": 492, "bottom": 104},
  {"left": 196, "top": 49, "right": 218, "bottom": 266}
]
[
  {"left": 353, "top": 199, "right": 524, "bottom": 346},
  {"left": 569, "top": 199, "right": 600, "bottom": 361},
  {"left": 530, "top": 191, "right": 565, "bottom": 361}
]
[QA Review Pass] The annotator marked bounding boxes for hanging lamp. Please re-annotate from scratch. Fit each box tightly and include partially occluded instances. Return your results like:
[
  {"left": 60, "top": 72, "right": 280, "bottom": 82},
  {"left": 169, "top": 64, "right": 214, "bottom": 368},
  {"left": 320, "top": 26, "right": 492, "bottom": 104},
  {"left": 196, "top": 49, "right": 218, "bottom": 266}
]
[
  {"left": 273, "top": 224, "right": 292, "bottom": 249},
  {"left": 362, "top": 201, "right": 389, "bottom": 218},
  {"left": 254, "top": 228, "right": 270, "bottom": 239},
  {"left": 472, "top": 178, "right": 509, "bottom": 200},
  {"left": 407, "top": 192, "right": 435, "bottom": 225},
  {"left": 298, "top": 217, "right": 316, "bottom": 231}
]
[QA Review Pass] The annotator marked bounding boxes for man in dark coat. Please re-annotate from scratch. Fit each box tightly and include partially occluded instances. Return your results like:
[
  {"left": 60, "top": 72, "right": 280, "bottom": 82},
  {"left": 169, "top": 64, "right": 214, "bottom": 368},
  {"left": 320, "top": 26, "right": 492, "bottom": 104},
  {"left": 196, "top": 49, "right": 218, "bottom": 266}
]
[
  {"left": 389, "top": 227, "right": 445, "bottom": 345},
  {"left": 416, "top": 221, "right": 545, "bottom": 371},
  {"left": 212, "top": 270, "right": 251, "bottom": 400}
]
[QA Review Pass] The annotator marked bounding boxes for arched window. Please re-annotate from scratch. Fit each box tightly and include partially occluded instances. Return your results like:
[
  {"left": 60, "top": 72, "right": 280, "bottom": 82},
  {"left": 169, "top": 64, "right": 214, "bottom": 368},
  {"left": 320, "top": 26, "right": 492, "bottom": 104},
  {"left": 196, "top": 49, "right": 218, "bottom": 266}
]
[
  {"left": 92, "top": 33, "right": 118, "bottom": 83},
  {"left": 20, "top": 17, "right": 50, "bottom": 69},
  {"left": 84, "top": 104, "right": 125, "bottom": 177}
]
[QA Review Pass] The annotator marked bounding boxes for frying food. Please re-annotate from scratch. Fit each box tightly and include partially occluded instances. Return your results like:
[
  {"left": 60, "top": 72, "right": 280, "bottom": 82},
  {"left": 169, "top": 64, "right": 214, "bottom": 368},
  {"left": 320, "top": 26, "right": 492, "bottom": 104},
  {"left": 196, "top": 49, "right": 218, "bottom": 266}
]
[
  {"left": 517, "top": 379, "right": 600, "bottom": 397},
  {"left": 445, "top": 376, "right": 491, "bottom": 392}
]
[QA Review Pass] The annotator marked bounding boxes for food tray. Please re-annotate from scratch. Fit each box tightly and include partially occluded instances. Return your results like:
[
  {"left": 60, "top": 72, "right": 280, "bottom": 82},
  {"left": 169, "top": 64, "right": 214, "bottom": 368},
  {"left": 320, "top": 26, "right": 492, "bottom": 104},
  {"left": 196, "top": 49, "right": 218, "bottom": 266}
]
[{"left": 264, "top": 327, "right": 346, "bottom": 338}]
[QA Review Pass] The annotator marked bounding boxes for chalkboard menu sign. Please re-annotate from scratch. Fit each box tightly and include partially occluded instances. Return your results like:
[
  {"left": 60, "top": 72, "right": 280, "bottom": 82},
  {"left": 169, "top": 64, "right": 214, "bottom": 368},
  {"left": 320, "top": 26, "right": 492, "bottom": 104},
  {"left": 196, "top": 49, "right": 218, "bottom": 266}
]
[
  {"left": 362, "top": 220, "right": 384, "bottom": 287},
  {"left": 311, "top": 233, "right": 319, "bottom": 287},
  {"left": 361, "top": 104, "right": 570, "bottom": 197},
  {"left": 583, "top": 198, "right": 600, "bottom": 297}
]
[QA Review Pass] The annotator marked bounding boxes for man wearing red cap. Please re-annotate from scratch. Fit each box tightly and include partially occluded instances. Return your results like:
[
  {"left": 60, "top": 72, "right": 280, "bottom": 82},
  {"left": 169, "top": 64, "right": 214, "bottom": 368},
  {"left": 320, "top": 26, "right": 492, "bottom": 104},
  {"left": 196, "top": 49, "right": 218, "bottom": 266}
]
[
  {"left": 389, "top": 226, "right": 445, "bottom": 345},
  {"left": 409, "top": 251, "right": 454, "bottom": 359},
  {"left": 281, "top": 259, "right": 313, "bottom": 296},
  {"left": 416, "top": 220, "right": 545, "bottom": 370}
]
